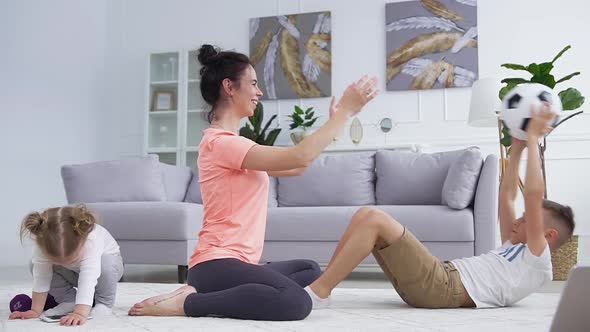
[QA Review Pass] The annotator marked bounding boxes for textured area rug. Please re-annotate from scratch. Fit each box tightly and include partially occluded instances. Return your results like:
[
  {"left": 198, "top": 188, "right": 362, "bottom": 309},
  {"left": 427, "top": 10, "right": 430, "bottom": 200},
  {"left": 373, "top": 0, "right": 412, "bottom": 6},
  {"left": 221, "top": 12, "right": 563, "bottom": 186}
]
[{"left": 1, "top": 282, "right": 559, "bottom": 331}]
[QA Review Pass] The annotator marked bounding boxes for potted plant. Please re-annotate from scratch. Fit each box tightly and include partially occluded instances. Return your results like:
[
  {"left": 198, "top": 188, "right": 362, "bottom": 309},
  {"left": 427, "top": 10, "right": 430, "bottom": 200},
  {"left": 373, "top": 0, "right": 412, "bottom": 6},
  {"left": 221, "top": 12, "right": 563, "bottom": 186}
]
[
  {"left": 499, "top": 45, "right": 585, "bottom": 280},
  {"left": 239, "top": 102, "right": 282, "bottom": 146},
  {"left": 288, "top": 105, "right": 319, "bottom": 145}
]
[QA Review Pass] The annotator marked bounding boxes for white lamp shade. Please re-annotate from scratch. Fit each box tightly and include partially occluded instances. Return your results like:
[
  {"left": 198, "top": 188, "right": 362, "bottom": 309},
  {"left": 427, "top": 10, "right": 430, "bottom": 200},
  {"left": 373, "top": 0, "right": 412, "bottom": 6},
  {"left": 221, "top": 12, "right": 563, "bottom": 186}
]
[{"left": 468, "top": 77, "right": 503, "bottom": 127}]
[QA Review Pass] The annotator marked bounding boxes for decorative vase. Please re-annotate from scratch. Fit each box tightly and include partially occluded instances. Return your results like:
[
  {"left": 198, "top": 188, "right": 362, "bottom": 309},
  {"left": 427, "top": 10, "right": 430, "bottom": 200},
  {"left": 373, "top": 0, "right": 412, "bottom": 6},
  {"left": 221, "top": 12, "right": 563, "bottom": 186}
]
[
  {"left": 551, "top": 235, "right": 578, "bottom": 280},
  {"left": 350, "top": 117, "right": 363, "bottom": 145},
  {"left": 290, "top": 130, "right": 307, "bottom": 145}
]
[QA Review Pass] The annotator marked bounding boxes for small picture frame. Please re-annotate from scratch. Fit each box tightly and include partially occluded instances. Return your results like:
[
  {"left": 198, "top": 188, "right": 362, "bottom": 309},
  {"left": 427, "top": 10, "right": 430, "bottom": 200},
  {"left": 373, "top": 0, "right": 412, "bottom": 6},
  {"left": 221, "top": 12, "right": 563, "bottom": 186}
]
[{"left": 152, "top": 91, "right": 176, "bottom": 111}]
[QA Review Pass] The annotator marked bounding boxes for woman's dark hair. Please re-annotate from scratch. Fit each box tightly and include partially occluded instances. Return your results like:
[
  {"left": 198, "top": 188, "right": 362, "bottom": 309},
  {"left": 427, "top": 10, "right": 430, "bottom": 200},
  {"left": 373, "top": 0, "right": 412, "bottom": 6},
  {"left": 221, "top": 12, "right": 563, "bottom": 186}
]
[{"left": 197, "top": 44, "right": 252, "bottom": 123}]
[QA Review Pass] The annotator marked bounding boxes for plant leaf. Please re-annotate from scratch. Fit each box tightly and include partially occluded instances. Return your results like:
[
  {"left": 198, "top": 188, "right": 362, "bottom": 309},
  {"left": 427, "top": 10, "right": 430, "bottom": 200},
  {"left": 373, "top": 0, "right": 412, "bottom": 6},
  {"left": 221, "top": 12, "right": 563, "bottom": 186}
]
[
  {"left": 304, "top": 118, "right": 318, "bottom": 127},
  {"left": 501, "top": 63, "right": 528, "bottom": 71},
  {"left": 551, "top": 45, "right": 571, "bottom": 64},
  {"left": 555, "top": 72, "right": 581, "bottom": 84},
  {"left": 292, "top": 113, "right": 304, "bottom": 124},
  {"left": 531, "top": 74, "right": 556, "bottom": 88},
  {"left": 559, "top": 88, "right": 585, "bottom": 110},
  {"left": 305, "top": 111, "right": 315, "bottom": 120},
  {"left": 538, "top": 62, "right": 554, "bottom": 76},
  {"left": 260, "top": 114, "right": 277, "bottom": 137},
  {"left": 500, "top": 127, "right": 512, "bottom": 147},
  {"left": 264, "top": 128, "right": 282, "bottom": 146},
  {"left": 527, "top": 63, "right": 541, "bottom": 76},
  {"left": 248, "top": 112, "right": 257, "bottom": 129},
  {"left": 252, "top": 105, "right": 263, "bottom": 132},
  {"left": 499, "top": 81, "right": 519, "bottom": 100},
  {"left": 294, "top": 105, "right": 304, "bottom": 114},
  {"left": 501, "top": 78, "right": 529, "bottom": 85},
  {"left": 289, "top": 123, "right": 299, "bottom": 130},
  {"left": 239, "top": 124, "right": 256, "bottom": 142}
]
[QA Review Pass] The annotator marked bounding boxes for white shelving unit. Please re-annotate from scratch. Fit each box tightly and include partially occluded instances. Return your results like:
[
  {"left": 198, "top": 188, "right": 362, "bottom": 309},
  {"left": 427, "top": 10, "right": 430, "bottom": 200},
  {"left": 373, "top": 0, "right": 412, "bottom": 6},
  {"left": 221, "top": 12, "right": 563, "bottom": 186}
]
[{"left": 144, "top": 49, "right": 209, "bottom": 167}]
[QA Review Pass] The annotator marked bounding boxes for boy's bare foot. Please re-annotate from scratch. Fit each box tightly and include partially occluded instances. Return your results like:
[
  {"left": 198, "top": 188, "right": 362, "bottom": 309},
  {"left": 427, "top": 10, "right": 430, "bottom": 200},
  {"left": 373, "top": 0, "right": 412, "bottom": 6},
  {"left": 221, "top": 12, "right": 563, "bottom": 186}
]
[{"left": 128, "top": 285, "right": 196, "bottom": 316}]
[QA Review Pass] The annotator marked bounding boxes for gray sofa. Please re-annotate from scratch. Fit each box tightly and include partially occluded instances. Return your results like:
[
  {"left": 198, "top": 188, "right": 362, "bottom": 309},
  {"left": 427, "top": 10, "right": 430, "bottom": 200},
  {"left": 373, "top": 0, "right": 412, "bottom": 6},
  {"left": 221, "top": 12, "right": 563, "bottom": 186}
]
[{"left": 61, "top": 148, "right": 499, "bottom": 283}]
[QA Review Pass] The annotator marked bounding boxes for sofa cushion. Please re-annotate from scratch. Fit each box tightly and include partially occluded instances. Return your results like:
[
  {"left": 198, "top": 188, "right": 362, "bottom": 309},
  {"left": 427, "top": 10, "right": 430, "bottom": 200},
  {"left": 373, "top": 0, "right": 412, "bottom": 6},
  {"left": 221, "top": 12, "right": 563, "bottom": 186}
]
[
  {"left": 265, "top": 205, "right": 474, "bottom": 242},
  {"left": 184, "top": 168, "right": 202, "bottom": 204},
  {"left": 442, "top": 148, "right": 484, "bottom": 209},
  {"left": 268, "top": 176, "right": 278, "bottom": 208},
  {"left": 277, "top": 152, "right": 375, "bottom": 207},
  {"left": 160, "top": 163, "right": 193, "bottom": 202},
  {"left": 375, "top": 149, "right": 465, "bottom": 205},
  {"left": 61, "top": 155, "right": 166, "bottom": 203},
  {"left": 184, "top": 169, "right": 278, "bottom": 207},
  {"left": 86, "top": 202, "right": 203, "bottom": 241}
]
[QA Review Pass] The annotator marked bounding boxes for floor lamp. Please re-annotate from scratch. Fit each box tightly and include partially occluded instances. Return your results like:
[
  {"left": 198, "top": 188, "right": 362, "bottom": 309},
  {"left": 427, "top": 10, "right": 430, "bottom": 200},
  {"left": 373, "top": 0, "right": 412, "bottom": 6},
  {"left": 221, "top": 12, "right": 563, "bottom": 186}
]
[{"left": 467, "top": 78, "right": 511, "bottom": 180}]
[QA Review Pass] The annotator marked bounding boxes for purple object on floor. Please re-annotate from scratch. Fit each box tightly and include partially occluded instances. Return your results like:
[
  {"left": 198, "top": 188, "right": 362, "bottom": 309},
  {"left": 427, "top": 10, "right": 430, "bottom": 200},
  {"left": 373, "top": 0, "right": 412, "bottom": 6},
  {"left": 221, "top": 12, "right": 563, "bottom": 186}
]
[
  {"left": 9, "top": 294, "right": 58, "bottom": 312},
  {"left": 9, "top": 294, "right": 31, "bottom": 312}
]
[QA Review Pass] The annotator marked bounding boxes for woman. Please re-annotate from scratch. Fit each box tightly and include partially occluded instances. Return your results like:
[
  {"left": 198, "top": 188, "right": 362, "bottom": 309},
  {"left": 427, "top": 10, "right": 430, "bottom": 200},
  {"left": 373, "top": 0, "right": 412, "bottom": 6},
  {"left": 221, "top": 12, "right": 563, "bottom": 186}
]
[{"left": 129, "top": 44, "right": 378, "bottom": 321}]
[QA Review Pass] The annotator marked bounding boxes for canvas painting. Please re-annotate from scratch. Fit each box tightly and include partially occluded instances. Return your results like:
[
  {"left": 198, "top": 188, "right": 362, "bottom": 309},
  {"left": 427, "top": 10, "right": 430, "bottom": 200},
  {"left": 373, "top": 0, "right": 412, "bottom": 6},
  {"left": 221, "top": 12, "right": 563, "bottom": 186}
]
[
  {"left": 385, "top": 0, "right": 478, "bottom": 91},
  {"left": 250, "top": 11, "right": 331, "bottom": 100}
]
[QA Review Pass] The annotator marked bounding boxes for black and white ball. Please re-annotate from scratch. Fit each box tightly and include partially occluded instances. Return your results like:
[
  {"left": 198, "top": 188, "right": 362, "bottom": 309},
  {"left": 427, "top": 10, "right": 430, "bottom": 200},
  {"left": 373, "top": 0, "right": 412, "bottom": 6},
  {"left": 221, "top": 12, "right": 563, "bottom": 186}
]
[{"left": 500, "top": 83, "right": 562, "bottom": 140}]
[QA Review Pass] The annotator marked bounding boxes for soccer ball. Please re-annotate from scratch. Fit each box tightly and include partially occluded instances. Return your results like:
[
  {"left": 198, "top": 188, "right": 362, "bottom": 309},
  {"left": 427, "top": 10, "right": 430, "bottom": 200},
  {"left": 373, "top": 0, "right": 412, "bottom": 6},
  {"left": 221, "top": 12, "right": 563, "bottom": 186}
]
[{"left": 500, "top": 83, "right": 562, "bottom": 140}]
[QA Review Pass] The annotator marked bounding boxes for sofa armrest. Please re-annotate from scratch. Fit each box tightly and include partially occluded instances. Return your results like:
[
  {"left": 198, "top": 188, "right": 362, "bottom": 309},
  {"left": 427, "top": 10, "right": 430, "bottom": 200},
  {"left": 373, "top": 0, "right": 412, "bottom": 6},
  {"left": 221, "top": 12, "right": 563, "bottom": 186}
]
[{"left": 473, "top": 154, "right": 499, "bottom": 255}]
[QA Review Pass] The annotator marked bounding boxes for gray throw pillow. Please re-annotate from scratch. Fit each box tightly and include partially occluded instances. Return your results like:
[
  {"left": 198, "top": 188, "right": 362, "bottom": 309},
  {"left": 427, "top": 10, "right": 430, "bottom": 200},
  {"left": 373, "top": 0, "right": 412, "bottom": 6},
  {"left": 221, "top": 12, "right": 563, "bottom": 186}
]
[
  {"left": 441, "top": 147, "right": 484, "bottom": 209},
  {"left": 184, "top": 168, "right": 202, "bottom": 204},
  {"left": 160, "top": 162, "right": 193, "bottom": 202},
  {"left": 375, "top": 149, "right": 465, "bottom": 205},
  {"left": 268, "top": 176, "right": 278, "bottom": 208},
  {"left": 277, "top": 152, "right": 376, "bottom": 207},
  {"left": 61, "top": 155, "right": 166, "bottom": 203}
]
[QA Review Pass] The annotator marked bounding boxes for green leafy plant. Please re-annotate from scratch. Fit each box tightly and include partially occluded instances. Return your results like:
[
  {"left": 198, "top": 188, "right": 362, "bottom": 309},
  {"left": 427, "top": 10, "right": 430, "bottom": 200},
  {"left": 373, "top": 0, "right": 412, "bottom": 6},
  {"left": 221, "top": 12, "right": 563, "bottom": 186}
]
[
  {"left": 499, "top": 45, "right": 585, "bottom": 147},
  {"left": 239, "top": 102, "right": 281, "bottom": 146},
  {"left": 288, "top": 105, "right": 319, "bottom": 131}
]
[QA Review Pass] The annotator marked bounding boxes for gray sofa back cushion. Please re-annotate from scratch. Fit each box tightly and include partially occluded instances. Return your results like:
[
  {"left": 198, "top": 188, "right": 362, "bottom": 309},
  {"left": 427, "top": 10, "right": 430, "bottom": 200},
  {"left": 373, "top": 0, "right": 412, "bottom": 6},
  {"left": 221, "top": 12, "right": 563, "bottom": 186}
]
[
  {"left": 442, "top": 147, "right": 484, "bottom": 209},
  {"left": 277, "top": 151, "right": 376, "bottom": 207},
  {"left": 375, "top": 149, "right": 464, "bottom": 205},
  {"left": 86, "top": 201, "right": 203, "bottom": 241},
  {"left": 184, "top": 168, "right": 202, "bottom": 204},
  {"left": 184, "top": 169, "right": 278, "bottom": 207},
  {"left": 160, "top": 162, "right": 193, "bottom": 202},
  {"left": 61, "top": 155, "right": 166, "bottom": 203},
  {"left": 268, "top": 176, "right": 278, "bottom": 208}
]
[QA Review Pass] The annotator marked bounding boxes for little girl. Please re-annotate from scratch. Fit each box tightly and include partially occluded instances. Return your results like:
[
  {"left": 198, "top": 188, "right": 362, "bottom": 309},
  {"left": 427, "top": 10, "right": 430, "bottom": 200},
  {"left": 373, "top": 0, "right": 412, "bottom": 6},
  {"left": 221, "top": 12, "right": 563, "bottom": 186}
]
[{"left": 8, "top": 205, "right": 123, "bottom": 326}]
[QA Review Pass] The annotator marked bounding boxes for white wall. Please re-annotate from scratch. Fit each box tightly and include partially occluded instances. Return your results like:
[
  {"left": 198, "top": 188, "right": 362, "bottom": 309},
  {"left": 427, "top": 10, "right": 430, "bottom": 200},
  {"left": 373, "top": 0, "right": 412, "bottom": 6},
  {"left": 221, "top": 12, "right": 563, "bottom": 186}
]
[
  {"left": 0, "top": 0, "right": 115, "bottom": 265},
  {"left": 109, "top": 0, "right": 590, "bottom": 264}
]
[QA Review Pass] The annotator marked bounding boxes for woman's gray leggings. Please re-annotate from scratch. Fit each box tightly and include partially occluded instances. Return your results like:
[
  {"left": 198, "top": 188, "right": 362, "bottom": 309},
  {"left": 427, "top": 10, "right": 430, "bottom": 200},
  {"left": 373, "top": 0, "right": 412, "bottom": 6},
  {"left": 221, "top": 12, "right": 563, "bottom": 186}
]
[{"left": 184, "top": 258, "right": 321, "bottom": 320}]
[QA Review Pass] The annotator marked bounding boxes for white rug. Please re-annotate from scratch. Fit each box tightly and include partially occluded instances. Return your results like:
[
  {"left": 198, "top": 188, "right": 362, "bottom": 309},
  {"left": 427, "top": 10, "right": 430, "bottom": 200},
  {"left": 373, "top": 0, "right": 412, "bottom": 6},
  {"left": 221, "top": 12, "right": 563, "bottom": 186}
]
[{"left": 1, "top": 282, "right": 559, "bottom": 332}]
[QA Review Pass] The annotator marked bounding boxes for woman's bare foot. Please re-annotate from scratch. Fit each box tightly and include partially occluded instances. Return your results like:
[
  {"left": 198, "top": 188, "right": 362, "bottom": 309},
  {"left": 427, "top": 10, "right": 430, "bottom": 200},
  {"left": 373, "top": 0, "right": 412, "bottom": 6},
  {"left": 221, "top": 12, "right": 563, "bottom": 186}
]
[{"left": 128, "top": 285, "right": 196, "bottom": 316}]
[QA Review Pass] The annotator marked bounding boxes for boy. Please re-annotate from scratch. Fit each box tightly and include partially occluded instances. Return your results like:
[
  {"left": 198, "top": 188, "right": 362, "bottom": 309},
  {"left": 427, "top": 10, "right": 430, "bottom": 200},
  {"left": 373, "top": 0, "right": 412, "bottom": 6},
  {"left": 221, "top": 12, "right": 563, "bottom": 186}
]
[{"left": 305, "top": 105, "right": 575, "bottom": 309}]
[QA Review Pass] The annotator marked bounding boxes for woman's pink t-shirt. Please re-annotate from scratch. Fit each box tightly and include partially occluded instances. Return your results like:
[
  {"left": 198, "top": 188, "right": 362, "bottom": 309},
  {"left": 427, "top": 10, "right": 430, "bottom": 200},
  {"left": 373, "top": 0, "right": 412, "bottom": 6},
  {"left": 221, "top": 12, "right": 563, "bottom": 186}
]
[{"left": 189, "top": 128, "right": 269, "bottom": 268}]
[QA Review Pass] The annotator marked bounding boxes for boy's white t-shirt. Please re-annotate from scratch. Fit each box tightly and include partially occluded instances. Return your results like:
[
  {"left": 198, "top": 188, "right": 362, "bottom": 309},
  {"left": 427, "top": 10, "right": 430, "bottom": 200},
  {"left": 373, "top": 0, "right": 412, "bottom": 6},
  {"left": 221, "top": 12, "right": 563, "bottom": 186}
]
[
  {"left": 31, "top": 224, "right": 120, "bottom": 306},
  {"left": 451, "top": 241, "right": 552, "bottom": 308}
]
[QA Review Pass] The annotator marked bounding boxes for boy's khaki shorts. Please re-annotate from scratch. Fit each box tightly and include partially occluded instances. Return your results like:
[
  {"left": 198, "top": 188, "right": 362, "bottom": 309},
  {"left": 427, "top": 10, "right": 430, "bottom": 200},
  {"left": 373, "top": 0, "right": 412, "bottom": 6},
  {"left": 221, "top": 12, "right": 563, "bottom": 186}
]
[{"left": 372, "top": 228, "right": 472, "bottom": 308}]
